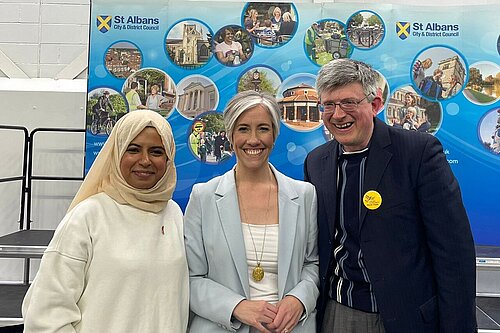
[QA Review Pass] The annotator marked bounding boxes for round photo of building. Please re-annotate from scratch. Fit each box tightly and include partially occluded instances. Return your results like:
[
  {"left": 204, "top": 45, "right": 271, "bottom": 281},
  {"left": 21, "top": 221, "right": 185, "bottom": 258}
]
[
  {"left": 304, "top": 19, "right": 352, "bottom": 66},
  {"left": 478, "top": 107, "right": 500, "bottom": 155},
  {"left": 165, "top": 19, "right": 213, "bottom": 69},
  {"left": 385, "top": 85, "right": 442, "bottom": 135},
  {"left": 187, "top": 112, "right": 232, "bottom": 164},
  {"left": 463, "top": 61, "right": 500, "bottom": 105},
  {"left": 237, "top": 65, "right": 281, "bottom": 95},
  {"left": 242, "top": 2, "right": 298, "bottom": 48},
  {"left": 122, "top": 68, "right": 177, "bottom": 117},
  {"left": 87, "top": 88, "right": 126, "bottom": 136},
  {"left": 276, "top": 73, "right": 320, "bottom": 132},
  {"left": 346, "top": 10, "right": 385, "bottom": 50},
  {"left": 411, "top": 45, "right": 468, "bottom": 101},
  {"left": 176, "top": 75, "right": 218, "bottom": 119},
  {"left": 214, "top": 25, "right": 254, "bottom": 67},
  {"left": 105, "top": 41, "right": 142, "bottom": 79}
]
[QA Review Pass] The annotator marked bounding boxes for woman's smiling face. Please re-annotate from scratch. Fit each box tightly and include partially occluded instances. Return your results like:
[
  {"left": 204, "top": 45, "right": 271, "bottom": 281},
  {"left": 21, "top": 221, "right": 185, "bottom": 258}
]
[{"left": 120, "top": 127, "right": 167, "bottom": 189}]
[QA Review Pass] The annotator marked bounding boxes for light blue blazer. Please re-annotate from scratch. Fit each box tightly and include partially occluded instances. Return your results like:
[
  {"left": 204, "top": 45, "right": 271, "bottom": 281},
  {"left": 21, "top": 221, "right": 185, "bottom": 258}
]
[{"left": 184, "top": 164, "right": 319, "bottom": 333}]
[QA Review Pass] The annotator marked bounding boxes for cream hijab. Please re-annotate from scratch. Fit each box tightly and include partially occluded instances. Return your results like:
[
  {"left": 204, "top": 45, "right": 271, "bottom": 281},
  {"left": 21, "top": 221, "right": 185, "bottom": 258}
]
[{"left": 68, "top": 110, "right": 176, "bottom": 213}]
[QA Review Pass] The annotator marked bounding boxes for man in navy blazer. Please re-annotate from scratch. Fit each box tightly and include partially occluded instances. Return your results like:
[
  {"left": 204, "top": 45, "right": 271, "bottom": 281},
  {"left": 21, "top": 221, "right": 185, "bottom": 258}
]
[{"left": 304, "top": 59, "right": 476, "bottom": 332}]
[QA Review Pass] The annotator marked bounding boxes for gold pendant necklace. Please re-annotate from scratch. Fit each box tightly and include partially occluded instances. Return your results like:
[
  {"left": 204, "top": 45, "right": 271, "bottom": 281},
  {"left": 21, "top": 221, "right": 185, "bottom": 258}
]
[
  {"left": 246, "top": 220, "right": 268, "bottom": 282},
  {"left": 252, "top": 263, "right": 265, "bottom": 282},
  {"left": 236, "top": 169, "right": 273, "bottom": 282}
]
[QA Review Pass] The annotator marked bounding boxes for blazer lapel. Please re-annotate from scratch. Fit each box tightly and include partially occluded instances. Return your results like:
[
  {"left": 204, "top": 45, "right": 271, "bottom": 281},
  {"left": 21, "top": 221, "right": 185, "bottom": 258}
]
[
  {"left": 321, "top": 142, "right": 340, "bottom": 240},
  {"left": 359, "top": 119, "right": 392, "bottom": 230},
  {"left": 272, "top": 166, "right": 299, "bottom": 299},
  {"left": 215, "top": 170, "right": 250, "bottom": 297}
]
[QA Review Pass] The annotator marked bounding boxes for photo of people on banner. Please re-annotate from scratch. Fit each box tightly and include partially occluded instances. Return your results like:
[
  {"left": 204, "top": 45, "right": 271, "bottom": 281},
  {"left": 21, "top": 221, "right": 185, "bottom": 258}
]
[
  {"left": 243, "top": 2, "right": 297, "bottom": 47},
  {"left": 122, "top": 68, "right": 177, "bottom": 116},
  {"left": 214, "top": 25, "right": 253, "bottom": 66},
  {"left": 188, "top": 112, "right": 232, "bottom": 164},
  {"left": 385, "top": 86, "right": 442, "bottom": 134},
  {"left": 87, "top": 88, "right": 123, "bottom": 136},
  {"left": 412, "top": 45, "right": 467, "bottom": 101},
  {"left": 304, "top": 19, "right": 353, "bottom": 65}
]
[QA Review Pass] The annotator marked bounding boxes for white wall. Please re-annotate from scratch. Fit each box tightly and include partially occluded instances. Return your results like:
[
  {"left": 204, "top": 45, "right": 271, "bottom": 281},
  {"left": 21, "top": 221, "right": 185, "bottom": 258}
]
[
  {"left": 0, "top": 80, "right": 86, "bottom": 281},
  {"left": 0, "top": 0, "right": 499, "bottom": 282}
]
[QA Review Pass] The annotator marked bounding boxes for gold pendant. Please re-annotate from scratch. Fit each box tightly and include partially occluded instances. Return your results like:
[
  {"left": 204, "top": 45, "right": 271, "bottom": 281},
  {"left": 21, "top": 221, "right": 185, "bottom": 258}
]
[{"left": 252, "top": 264, "right": 264, "bottom": 282}]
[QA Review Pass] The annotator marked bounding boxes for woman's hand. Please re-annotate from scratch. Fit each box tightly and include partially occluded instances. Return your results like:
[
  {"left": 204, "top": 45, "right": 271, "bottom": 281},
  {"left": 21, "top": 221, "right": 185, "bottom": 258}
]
[
  {"left": 267, "top": 296, "right": 304, "bottom": 333},
  {"left": 233, "top": 300, "right": 278, "bottom": 333}
]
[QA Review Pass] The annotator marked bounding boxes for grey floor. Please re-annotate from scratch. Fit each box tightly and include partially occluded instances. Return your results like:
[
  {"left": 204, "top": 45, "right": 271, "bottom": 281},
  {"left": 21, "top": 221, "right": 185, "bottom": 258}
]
[{"left": 477, "top": 296, "right": 500, "bottom": 330}]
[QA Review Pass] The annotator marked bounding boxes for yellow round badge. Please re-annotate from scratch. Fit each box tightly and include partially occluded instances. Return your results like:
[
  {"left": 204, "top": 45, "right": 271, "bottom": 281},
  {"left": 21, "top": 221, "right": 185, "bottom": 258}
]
[{"left": 363, "top": 190, "right": 382, "bottom": 210}]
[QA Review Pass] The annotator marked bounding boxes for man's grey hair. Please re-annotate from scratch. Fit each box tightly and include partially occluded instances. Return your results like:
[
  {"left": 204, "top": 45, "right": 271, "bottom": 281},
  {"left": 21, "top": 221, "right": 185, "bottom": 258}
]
[{"left": 316, "top": 59, "right": 379, "bottom": 100}]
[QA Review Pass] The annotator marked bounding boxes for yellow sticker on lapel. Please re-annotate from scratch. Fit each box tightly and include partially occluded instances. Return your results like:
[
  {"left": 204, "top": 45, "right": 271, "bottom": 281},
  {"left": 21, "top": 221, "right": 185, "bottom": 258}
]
[{"left": 363, "top": 190, "right": 382, "bottom": 210}]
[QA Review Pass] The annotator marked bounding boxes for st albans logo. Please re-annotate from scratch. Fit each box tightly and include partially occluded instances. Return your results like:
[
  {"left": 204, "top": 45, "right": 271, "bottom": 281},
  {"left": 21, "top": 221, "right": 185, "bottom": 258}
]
[
  {"left": 396, "top": 22, "right": 410, "bottom": 40},
  {"left": 396, "top": 21, "right": 460, "bottom": 40},
  {"left": 96, "top": 15, "right": 160, "bottom": 33},
  {"left": 97, "top": 15, "right": 111, "bottom": 33}
]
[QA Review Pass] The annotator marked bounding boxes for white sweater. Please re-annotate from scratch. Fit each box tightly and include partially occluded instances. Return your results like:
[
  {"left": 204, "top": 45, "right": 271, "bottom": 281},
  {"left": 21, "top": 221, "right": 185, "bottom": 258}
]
[{"left": 22, "top": 192, "right": 189, "bottom": 333}]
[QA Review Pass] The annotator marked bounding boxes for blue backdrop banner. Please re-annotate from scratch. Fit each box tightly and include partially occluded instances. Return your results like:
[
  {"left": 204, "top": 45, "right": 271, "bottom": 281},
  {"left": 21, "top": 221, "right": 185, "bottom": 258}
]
[{"left": 87, "top": 1, "right": 500, "bottom": 246}]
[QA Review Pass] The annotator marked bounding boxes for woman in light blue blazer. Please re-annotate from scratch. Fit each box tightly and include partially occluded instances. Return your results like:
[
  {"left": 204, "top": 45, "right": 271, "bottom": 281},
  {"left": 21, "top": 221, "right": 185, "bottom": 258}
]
[{"left": 184, "top": 90, "right": 319, "bottom": 333}]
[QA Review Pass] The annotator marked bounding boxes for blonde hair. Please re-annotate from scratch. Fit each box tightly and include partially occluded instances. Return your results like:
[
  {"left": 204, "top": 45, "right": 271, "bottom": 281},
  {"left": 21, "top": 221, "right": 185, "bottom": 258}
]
[
  {"left": 282, "top": 12, "right": 292, "bottom": 22},
  {"left": 406, "top": 106, "right": 416, "bottom": 115},
  {"left": 422, "top": 58, "right": 433, "bottom": 68},
  {"left": 248, "top": 8, "right": 258, "bottom": 18},
  {"left": 150, "top": 84, "right": 159, "bottom": 93}
]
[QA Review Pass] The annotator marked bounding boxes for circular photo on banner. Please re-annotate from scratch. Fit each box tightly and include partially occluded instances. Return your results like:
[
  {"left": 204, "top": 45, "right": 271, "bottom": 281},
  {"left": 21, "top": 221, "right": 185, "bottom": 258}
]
[
  {"left": 122, "top": 68, "right": 177, "bottom": 117},
  {"left": 304, "top": 19, "right": 352, "bottom": 66},
  {"left": 105, "top": 41, "right": 142, "bottom": 79},
  {"left": 242, "top": 2, "right": 298, "bottom": 47},
  {"left": 411, "top": 45, "right": 468, "bottom": 101},
  {"left": 463, "top": 61, "right": 500, "bottom": 105},
  {"left": 478, "top": 107, "right": 500, "bottom": 155},
  {"left": 237, "top": 65, "right": 282, "bottom": 95},
  {"left": 176, "top": 75, "right": 219, "bottom": 119},
  {"left": 385, "top": 85, "right": 442, "bottom": 135},
  {"left": 375, "top": 69, "right": 390, "bottom": 114},
  {"left": 276, "top": 73, "right": 320, "bottom": 132},
  {"left": 214, "top": 25, "right": 253, "bottom": 67},
  {"left": 165, "top": 19, "right": 213, "bottom": 69},
  {"left": 346, "top": 10, "right": 385, "bottom": 50},
  {"left": 497, "top": 34, "right": 500, "bottom": 57},
  {"left": 187, "top": 112, "right": 233, "bottom": 164},
  {"left": 86, "top": 88, "right": 126, "bottom": 136}
]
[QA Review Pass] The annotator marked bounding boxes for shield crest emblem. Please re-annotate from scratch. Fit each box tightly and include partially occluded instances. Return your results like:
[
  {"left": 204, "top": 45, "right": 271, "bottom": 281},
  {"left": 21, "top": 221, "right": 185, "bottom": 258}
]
[
  {"left": 396, "top": 22, "right": 410, "bottom": 40},
  {"left": 97, "top": 15, "right": 112, "bottom": 33}
]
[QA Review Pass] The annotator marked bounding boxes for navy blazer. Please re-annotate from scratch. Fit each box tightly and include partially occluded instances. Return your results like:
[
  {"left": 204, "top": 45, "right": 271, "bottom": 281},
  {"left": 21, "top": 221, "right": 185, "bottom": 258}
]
[{"left": 304, "top": 118, "right": 476, "bottom": 333}]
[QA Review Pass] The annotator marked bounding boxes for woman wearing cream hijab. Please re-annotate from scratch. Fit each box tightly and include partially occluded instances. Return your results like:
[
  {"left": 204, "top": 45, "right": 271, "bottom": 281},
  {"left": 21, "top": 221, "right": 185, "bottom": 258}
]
[{"left": 22, "top": 110, "right": 188, "bottom": 332}]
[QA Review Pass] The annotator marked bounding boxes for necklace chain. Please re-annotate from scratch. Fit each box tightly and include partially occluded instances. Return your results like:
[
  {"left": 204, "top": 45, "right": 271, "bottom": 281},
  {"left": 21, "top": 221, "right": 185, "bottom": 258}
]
[{"left": 235, "top": 169, "right": 273, "bottom": 282}]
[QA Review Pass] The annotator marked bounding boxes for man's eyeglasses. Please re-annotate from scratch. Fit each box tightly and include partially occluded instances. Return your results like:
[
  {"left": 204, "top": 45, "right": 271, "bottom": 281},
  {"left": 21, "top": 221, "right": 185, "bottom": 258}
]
[{"left": 318, "top": 94, "right": 372, "bottom": 113}]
